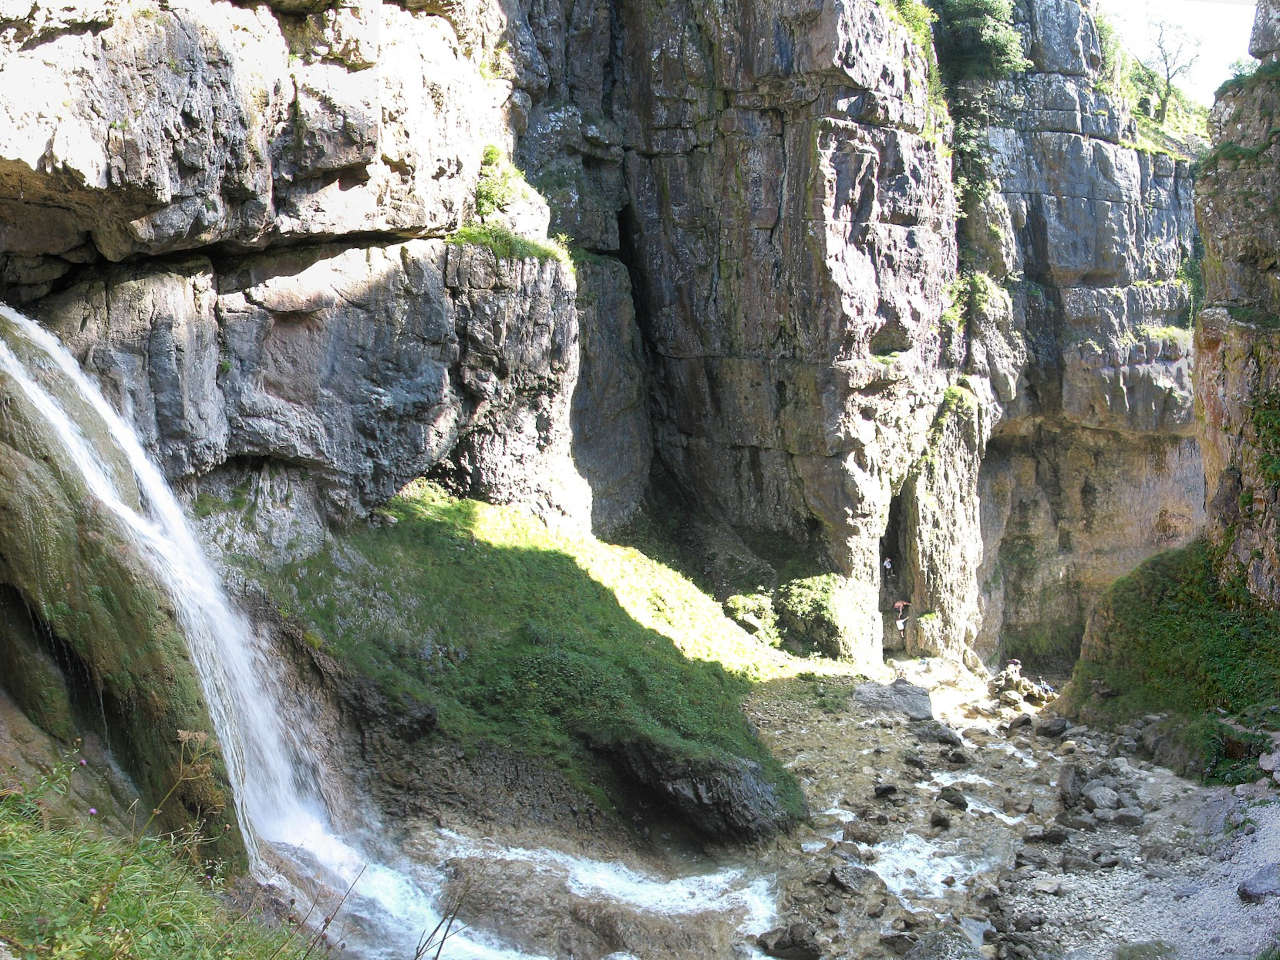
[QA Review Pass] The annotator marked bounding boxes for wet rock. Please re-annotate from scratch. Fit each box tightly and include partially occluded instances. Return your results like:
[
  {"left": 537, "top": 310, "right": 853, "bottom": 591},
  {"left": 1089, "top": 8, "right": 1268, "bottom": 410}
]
[
  {"left": 881, "top": 932, "right": 920, "bottom": 955},
  {"left": 875, "top": 783, "right": 900, "bottom": 799},
  {"left": 843, "top": 821, "right": 883, "bottom": 845},
  {"left": 1008, "top": 714, "right": 1033, "bottom": 732},
  {"left": 829, "top": 864, "right": 878, "bottom": 894},
  {"left": 757, "top": 923, "right": 821, "bottom": 960},
  {"left": 1238, "top": 864, "right": 1280, "bottom": 903},
  {"left": 939, "top": 787, "right": 969, "bottom": 810},
  {"left": 931, "top": 810, "right": 952, "bottom": 829},
  {"left": 920, "top": 721, "right": 965, "bottom": 748},
  {"left": 854, "top": 679, "right": 934, "bottom": 722},
  {"left": 603, "top": 738, "right": 801, "bottom": 840}
]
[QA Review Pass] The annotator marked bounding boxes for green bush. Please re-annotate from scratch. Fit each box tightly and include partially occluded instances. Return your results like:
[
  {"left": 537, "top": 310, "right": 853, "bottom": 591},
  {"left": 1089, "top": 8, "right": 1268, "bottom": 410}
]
[
  {"left": 1076, "top": 539, "right": 1280, "bottom": 715},
  {"left": 447, "top": 224, "right": 572, "bottom": 265},
  {"left": 932, "top": 0, "right": 1028, "bottom": 86},
  {"left": 1067, "top": 539, "right": 1280, "bottom": 780},
  {"left": 473, "top": 144, "right": 524, "bottom": 222},
  {"left": 773, "top": 574, "right": 853, "bottom": 660}
]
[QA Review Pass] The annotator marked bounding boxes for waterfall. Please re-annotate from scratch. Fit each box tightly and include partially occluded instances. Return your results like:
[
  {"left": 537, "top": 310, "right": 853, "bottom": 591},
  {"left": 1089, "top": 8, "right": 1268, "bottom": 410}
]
[{"left": 0, "top": 301, "right": 776, "bottom": 959}]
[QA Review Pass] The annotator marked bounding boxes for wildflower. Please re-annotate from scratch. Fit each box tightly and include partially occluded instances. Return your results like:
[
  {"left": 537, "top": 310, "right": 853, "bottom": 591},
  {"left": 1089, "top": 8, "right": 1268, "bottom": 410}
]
[{"left": 88, "top": 807, "right": 97, "bottom": 815}]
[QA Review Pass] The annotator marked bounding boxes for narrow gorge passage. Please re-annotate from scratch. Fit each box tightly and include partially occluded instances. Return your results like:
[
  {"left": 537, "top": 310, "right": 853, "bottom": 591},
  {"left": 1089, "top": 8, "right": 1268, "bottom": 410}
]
[{"left": 2, "top": 0, "right": 1279, "bottom": 957}]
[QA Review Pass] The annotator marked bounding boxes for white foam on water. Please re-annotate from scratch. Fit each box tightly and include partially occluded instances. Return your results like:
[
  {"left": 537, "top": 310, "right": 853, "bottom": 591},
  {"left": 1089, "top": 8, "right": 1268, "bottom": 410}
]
[
  {"left": 868, "top": 832, "right": 1000, "bottom": 901},
  {"left": 436, "top": 830, "right": 777, "bottom": 934},
  {"left": 931, "top": 770, "right": 995, "bottom": 788},
  {"left": 963, "top": 797, "right": 1024, "bottom": 826}
]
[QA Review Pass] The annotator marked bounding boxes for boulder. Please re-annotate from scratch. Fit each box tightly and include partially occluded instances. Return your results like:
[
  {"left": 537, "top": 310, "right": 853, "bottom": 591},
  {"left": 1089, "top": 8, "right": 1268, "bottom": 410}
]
[
  {"left": 757, "top": 923, "right": 821, "bottom": 960},
  {"left": 602, "top": 738, "right": 802, "bottom": 841},
  {"left": 1238, "top": 864, "right": 1280, "bottom": 903},
  {"left": 1081, "top": 785, "right": 1121, "bottom": 812},
  {"left": 853, "top": 679, "right": 935, "bottom": 722}
]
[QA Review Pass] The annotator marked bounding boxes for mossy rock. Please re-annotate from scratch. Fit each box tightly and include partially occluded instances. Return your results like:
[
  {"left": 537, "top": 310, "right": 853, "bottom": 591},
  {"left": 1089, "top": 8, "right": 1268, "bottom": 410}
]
[
  {"left": 773, "top": 574, "right": 857, "bottom": 660},
  {"left": 0, "top": 370, "right": 241, "bottom": 860}
]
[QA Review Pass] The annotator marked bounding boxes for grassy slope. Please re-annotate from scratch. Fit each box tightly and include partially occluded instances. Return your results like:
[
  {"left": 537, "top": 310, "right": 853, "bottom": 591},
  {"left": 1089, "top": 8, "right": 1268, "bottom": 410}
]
[
  {"left": 0, "top": 792, "right": 304, "bottom": 960},
  {"left": 238, "top": 480, "right": 809, "bottom": 816},
  {"left": 1065, "top": 539, "right": 1280, "bottom": 782}
]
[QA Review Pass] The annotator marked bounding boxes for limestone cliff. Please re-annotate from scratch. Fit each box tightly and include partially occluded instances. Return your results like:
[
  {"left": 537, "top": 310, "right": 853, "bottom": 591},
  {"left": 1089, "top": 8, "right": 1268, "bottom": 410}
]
[
  {"left": 954, "top": 0, "right": 1203, "bottom": 665},
  {"left": 0, "top": 0, "right": 1204, "bottom": 740},
  {"left": 1195, "top": 0, "right": 1280, "bottom": 603}
]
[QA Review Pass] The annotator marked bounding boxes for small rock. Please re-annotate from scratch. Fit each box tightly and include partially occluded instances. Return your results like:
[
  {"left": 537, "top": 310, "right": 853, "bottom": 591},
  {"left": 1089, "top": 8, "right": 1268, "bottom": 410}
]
[
  {"left": 1000, "top": 690, "right": 1024, "bottom": 706},
  {"left": 1238, "top": 863, "right": 1280, "bottom": 903},
  {"left": 1008, "top": 714, "right": 1033, "bottom": 731},
  {"left": 1033, "top": 878, "right": 1062, "bottom": 895},
  {"left": 939, "top": 787, "right": 968, "bottom": 810},
  {"left": 1025, "top": 826, "right": 1068, "bottom": 845},
  {"left": 1036, "top": 716, "right": 1071, "bottom": 738},
  {"left": 874, "top": 784, "right": 898, "bottom": 799},
  {"left": 1082, "top": 785, "right": 1121, "bottom": 811},
  {"left": 931, "top": 810, "right": 952, "bottom": 829}
]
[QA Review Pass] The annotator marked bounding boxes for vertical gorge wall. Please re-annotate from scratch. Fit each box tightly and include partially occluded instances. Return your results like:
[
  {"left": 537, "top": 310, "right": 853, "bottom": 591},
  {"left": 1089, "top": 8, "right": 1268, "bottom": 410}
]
[
  {"left": 0, "top": 0, "right": 1205, "bottom": 693},
  {"left": 1196, "top": 0, "right": 1280, "bottom": 602}
]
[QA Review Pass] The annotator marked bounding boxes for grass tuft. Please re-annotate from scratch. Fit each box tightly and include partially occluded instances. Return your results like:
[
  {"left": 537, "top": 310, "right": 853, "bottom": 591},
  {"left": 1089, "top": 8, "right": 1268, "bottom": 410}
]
[
  {"left": 447, "top": 224, "right": 572, "bottom": 266},
  {"left": 0, "top": 759, "right": 307, "bottom": 960}
]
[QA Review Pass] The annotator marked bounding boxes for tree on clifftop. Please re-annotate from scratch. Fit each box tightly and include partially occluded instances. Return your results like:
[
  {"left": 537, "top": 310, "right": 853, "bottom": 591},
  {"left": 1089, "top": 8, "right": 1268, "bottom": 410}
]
[{"left": 1148, "top": 20, "right": 1198, "bottom": 124}]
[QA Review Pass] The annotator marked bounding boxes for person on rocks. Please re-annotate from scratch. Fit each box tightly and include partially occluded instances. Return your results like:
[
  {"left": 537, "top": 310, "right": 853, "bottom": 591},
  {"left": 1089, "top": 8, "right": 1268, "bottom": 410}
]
[
  {"left": 883, "top": 557, "right": 895, "bottom": 582},
  {"left": 893, "top": 600, "right": 910, "bottom": 641}
]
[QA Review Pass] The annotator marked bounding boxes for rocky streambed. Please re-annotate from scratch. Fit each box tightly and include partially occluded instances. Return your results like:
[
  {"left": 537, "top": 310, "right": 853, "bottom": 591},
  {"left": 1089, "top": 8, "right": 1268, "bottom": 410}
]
[
  {"left": 289, "top": 657, "right": 1280, "bottom": 960},
  {"left": 745, "top": 662, "right": 1280, "bottom": 960}
]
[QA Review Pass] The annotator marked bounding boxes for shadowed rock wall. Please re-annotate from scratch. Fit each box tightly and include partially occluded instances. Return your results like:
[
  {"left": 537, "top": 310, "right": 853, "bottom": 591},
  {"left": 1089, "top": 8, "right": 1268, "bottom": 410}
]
[{"left": 1196, "top": 0, "right": 1280, "bottom": 604}]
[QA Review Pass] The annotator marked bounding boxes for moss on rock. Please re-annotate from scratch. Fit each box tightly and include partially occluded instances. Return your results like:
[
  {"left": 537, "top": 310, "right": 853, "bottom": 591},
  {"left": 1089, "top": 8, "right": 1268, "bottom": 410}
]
[{"left": 0, "top": 370, "right": 239, "bottom": 857}]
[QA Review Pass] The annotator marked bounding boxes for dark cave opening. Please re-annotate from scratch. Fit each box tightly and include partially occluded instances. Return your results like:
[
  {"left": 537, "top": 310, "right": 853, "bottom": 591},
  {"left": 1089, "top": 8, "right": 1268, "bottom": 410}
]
[{"left": 880, "top": 491, "right": 911, "bottom": 655}]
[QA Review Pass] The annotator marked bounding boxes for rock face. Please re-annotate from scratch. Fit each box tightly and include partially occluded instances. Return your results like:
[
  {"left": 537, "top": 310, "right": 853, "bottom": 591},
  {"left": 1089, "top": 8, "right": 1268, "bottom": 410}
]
[
  {"left": 0, "top": 0, "right": 1204, "bottom": 759},
  {"left": 0, "top": 0, "right": 651, "bottom": 538},
  {"left": 957, "top": 0, "right": 1203, "bottom": 664},
  {"left": 1195, "top": 10, "right": 1280, "bottom": 606}
]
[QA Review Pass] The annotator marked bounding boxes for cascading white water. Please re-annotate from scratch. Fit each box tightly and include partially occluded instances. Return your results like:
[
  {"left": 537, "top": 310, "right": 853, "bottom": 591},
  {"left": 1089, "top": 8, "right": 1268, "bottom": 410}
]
[{"left": 0, "top": 302, "right": 776, "bottom": 959}]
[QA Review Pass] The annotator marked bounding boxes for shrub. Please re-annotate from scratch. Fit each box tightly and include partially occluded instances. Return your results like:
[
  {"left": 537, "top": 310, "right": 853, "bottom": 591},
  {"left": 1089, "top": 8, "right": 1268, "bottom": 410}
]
[{"left": 932, "top": 0, "right": 1029, "bottom": 86}]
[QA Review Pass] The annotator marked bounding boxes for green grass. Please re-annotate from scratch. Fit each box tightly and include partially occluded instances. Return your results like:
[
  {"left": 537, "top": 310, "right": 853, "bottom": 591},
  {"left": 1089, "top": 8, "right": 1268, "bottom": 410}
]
[
  {"left": 447, "top": 224, "right": 572, "bottom": 266},
  {"left": 1226, "top": 305, "right": 1280, "bottom": 329},
  {"left": 1066, "top": 539, "right": 1280, "bottom": 781},
  {"left": 242, "top": 481, "right": 805, "bottom": 818},
  {"left": 0, "top": 786, "right": 304, "bottom": 959},
  {"left": 1216, "top": 57, "right": 1280, "bottom": 99}
]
